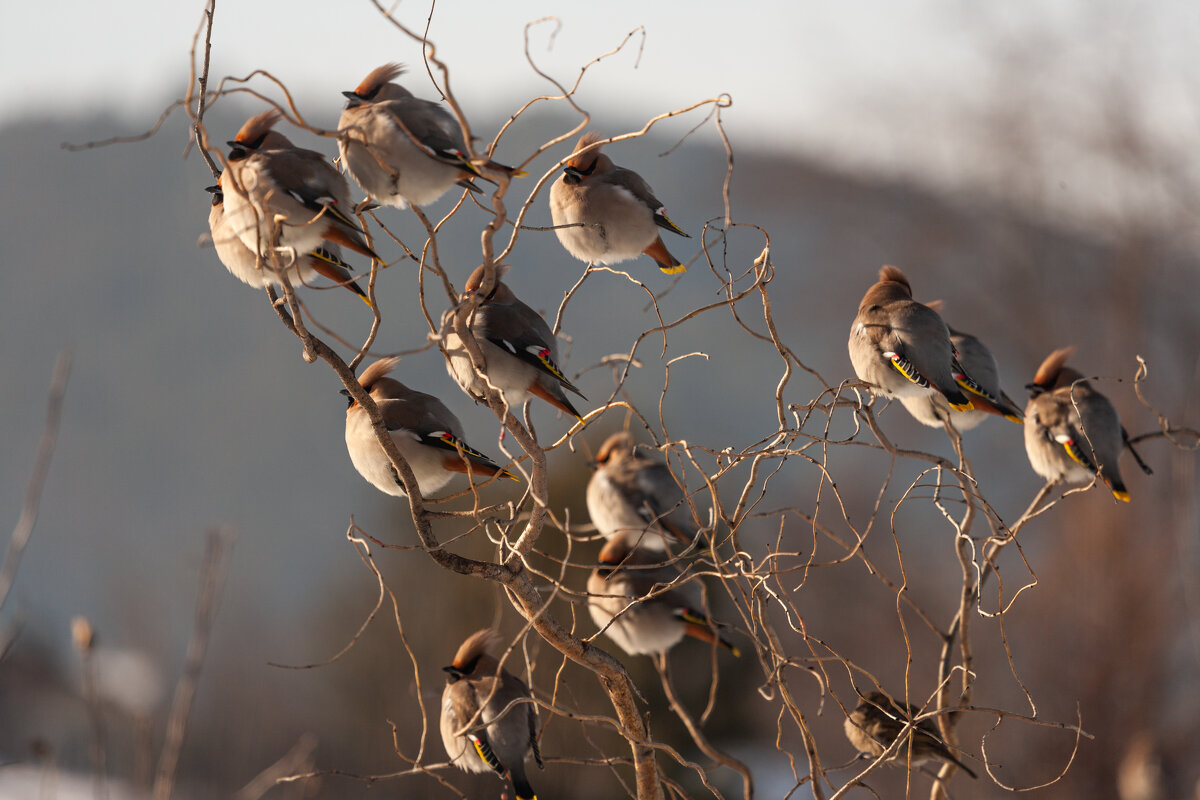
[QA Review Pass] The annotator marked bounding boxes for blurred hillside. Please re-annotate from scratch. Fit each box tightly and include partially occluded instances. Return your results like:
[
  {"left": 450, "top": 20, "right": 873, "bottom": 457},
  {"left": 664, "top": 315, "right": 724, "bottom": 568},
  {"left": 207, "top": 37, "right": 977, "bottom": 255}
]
[{"left": 0, "top": 97, "right": 1196, "bottom": 800}]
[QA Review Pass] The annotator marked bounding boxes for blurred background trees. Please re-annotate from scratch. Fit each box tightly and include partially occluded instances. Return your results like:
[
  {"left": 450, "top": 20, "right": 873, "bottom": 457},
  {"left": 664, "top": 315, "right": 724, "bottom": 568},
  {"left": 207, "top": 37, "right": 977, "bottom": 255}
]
[{"left": 0, "top": 2, "right": 1198, "bottom": 798}]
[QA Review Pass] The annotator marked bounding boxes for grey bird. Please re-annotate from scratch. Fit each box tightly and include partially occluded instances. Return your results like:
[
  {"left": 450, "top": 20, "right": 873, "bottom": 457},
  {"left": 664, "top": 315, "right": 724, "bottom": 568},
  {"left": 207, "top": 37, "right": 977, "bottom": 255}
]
[
  {"left": 338, "top": 63, "right": 521, "bottom": 208},
  {"left": 848, "top": 265, "right": 973, "bottom": 413},
  {"left": 549, "top": 132, "right": 690, "bottom": 274},
  {"left": 586, "top": 432, "right": 698, "bottom": 551},
  {"left": 843, "top": 691, "right": 976, "bottom": 778},
  {"left": 898, "top": 303, "right": 1023, "bottom": 430},
  {"left": 343, "top": 358, "right": 515, "bottom": 498},
  {"left": 587, "top": 534, "right": 738, "bottom": 657},
  {"left": 441, "top": 264, "right": 587, "bottom": 424},
  {"left": 205, "top": 184, "right": 370, "bottom": 304},
  {"left": 220, "top": 109, "right": 380, "bottom": 267},
  {"left": 441, "top": 629, "right": 543, "bottom": 800},
  {"left": 1024, "top": 346, "right": 1152, "bottom": 502}
]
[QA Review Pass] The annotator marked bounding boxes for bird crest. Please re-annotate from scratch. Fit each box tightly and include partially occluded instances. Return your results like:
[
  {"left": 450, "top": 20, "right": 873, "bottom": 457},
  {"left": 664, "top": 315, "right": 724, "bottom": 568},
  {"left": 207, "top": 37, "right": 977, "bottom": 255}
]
[
  {"left": 567, "top": 132, "right": 605, "bottom": 171},
  {"left": 357, "top": 357, "right": 403, "bottom": 390},
  {"left": 354, "top": 62, "right": 406, "bottom": 98},
  {"left": 232, "top": 109, "right": 283, "bottom": 147},
  {"left": 1031, "top": 346, "right": 1078, "bottom": 389},
  {"left": 451, "top": 629, "right": 502, "bottom": 671},
  {"left": 595, "top": 432, "right": 635, "bottom": 465},
  {"left": 877, "top": 264, "right": 912, "bottom": 294},
  {"left": 463, "top": 263, "right": 511, "bottom": 295}
]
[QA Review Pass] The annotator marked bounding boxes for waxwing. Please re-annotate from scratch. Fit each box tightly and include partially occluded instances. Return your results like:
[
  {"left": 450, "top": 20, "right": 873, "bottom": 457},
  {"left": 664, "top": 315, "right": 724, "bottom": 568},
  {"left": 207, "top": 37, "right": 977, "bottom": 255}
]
[
  {"left": 344, "top": 358, "right": 515, "bottom": 497},
  {"left": 898, "top": 305, "right": 1023, "bottom": 430},
  {"left": 1024, "top": 347, "right": 1152, "bottom": 502},
  {"left": 441, "top": 264, "right": 586, "bottom": 424},
  {"left": 205, "top": 184, "right": 370, "bottom": 304},
  {"left": 549, "top": 132, "right": 690, "bottom": 274},
  {"left": 338, "top": 63, "right": 520, "bottom": 209},
  {"left": 587, "top": 534, "right": 738, "bottom": 657},
  {"left": 844, "top": 691, "right": 976, "bottom": 778},
  {"left": 848, "top": 266, "right": 973, "bottom": 412},
  {"left": 219, "top": 109, "right": 380, "bottom": 267},
  {"left": 441, "top": 629, "right": 543, "bottom": 800},
  {"left": 586, "top": 432, "right": 698, "bottom": 550}
]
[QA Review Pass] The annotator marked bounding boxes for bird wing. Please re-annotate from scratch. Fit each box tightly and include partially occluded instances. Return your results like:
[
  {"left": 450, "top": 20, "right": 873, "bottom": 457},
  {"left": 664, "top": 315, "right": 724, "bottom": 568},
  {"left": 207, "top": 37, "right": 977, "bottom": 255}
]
[
  {"left": 606, "top": 166, "right": 689, "bottom": 237},
  {"left": 476, "top": 302, "right": 585, "bottom": 398}
]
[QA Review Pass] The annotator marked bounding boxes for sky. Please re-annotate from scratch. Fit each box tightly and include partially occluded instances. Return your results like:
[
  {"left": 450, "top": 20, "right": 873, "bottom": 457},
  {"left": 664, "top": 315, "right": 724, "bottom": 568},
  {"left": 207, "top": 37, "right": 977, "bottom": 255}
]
[{"left": 5, "top": 0, "right": 1198, "bottom": 218}]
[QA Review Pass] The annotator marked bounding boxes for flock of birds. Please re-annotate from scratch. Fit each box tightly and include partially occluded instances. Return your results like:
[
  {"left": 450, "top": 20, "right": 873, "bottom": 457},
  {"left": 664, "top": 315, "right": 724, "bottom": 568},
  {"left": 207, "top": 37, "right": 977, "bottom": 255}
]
[{"left": 201, "top": 62, "right": 1154, "bottom": 797}]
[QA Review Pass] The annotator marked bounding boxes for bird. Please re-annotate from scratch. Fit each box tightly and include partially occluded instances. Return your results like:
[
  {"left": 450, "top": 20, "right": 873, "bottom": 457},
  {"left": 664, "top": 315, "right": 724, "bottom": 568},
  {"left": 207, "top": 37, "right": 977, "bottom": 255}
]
[
  {"left": 441, "top": 629, "right": 543, "bottom": 800},
  {"left": 548, "top": 132, "right": 690, "bottom": 274},
  {"left": 338, "top": 63, "right": 521, "bottom": 208},
  {"left": 587, "top": 534, "right": 739, "bottom": 657},
  {"left": 343, "top": 357, "right": 516, "bottom": 498},
  {"left": 898, "top": 305, "right": 1023, "bottom": 430},
  {"left": 441, "top": 264, "right": 587, "bottom": 424},
  {"left": 848, "top": 265, "right": 974, "bottom": 413},
  {"left": 205, "top": 184, "right": 371, "bottom": 304},
  {"left": 219, "top": 109, "right": 380, "bottom": 268},
  {"left": 1024, "top": 346, "right": 1152, "bottom": 502},
  {"left": 843, "top": 691, "right": 976, "bottom": 778},
  {"left": 586, "top": 432, "right": 699, "bottom": 551}
]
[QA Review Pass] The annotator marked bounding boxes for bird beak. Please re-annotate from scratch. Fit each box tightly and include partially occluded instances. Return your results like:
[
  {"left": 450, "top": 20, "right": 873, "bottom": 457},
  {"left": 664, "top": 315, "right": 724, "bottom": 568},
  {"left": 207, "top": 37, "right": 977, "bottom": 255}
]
[
  {"left": 563, "top": 165, "right": 584, "bottom": 185},
  {"left": 442, "top": 665, "right": 464, "bottom": 682},
  {"left": 1025, "top": 382, "right": 1046, "bottom": 397}
]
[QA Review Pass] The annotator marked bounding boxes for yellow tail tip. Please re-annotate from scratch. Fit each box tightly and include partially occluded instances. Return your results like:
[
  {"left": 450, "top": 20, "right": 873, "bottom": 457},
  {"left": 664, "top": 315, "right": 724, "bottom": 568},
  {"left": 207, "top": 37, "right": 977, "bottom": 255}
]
[
  {"left": 1005, "top": 414, "right": 1024, "bottom": 425},
  {"left": 511, "top": 168, "right": 529, "bottom": 178},
  {"left": 1112, "top": 489, "right": 1131, "bottom": 503},
  {"left": 360, "top": 294, "right": 374, "bottom": 308},
  {"left": 659, "top": 264, "right": 687, "bottom": 275},
  {"left": 729, "top": 645, "right": 742, "bottom": 658},
  {"left": 501, "top": 470, "right": 522, "bottom": 483}
]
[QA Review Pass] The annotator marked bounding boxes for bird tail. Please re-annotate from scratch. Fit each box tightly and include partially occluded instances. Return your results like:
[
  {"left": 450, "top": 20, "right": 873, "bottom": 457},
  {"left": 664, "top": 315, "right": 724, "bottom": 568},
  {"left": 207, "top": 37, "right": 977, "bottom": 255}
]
[{"left": 643, "top": 237, "right": 686, "bottom": 275}]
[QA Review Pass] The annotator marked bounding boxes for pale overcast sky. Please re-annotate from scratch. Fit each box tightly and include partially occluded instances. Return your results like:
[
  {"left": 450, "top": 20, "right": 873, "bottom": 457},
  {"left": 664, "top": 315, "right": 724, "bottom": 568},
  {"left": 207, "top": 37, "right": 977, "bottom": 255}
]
[{"left": 5, "top": 0, "right": 1197, "bottom": 219}]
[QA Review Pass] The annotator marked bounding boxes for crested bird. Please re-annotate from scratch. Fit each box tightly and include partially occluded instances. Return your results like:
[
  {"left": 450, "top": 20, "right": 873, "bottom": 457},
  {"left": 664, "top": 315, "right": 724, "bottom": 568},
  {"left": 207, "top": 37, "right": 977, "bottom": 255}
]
[
  {"left": 898, "top": 304, "right": 1023, "bottom": 430},
  {"left": 441, "top": 629, "right": 543, "bottom": 800},
  {"left": 843, "top": 691, "right": 976, "bottom": 778},
  {"left": 587, "top": 534, "right": 738, "bottom": 657},
  {"left": 1024, "top": 346, "right": 1152, "bottom": 502},
  {"left": 220, "top": 109, "right": 380, "bottom": 268},
  {"left": 343, "top": 358, "right": 515, "bottom": 498},
  {"left": 587, "top": 432, "right": 698, "bottom": 550},
  {"left": 205, "top": 184, "right": 371, "bottom": 305},
  {"left": 549, "top": 132, "right": 690, "bottom": 274},
  {"left": 441, "top": 264, "right": 587, "bottom": 425},
  {"left": 848, "top": 265, "right": 973, "bottom": 413},
  {"left": 338, "top": 63, "right": 521, "bottom": 208}
]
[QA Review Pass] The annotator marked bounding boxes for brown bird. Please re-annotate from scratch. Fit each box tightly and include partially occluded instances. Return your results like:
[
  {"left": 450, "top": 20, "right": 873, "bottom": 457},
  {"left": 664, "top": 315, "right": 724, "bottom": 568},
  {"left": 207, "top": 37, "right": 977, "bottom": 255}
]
[
  {"left": 205, "top": 184, "right": 370, "bottom": 304},
  {"left": 898, "top": 308, "right": 1023, "bottom": 430},
  {"left": 843, "top": 691, "right": 976, "bottom": 778},
  {"left": 338, "top": 63, "right": 520, "bottom": 208},
  {"left": 1024, "top": 346, "right": 1152, "bottom": 502},
  {"left": 441, "top": 630, "right": 543, "bottom": 800},
  {"left": 587, "top": 534, "right": 738, "bottom": 657},
  {"left": 549, "top": 132, "right": 690, "bottom": 274},
  {"left": 441, "top": 264, "right": 586, "bottom": 424},
  {"left": 848, "top": 266, "right": 973, "bottom": 412},
  {"left": 343, "top": 358, "right": 515, "bottom": 497},
  {"left": 220, "top": 109, "right": 380, "bottom": 267},
  {"left": 586, "top": 432, "right": 698, "bottom": 551}
]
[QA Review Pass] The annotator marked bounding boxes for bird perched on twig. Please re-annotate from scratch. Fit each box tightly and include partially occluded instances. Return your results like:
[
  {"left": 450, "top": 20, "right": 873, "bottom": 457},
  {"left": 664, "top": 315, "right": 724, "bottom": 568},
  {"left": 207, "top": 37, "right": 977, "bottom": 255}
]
[
  {"left": 338, "top": 63, "right": 521, "bottom": 209},
  {"left": 441, "top": 629, "right": 543, "bottom": 800},
  {"left": 441, "top": 264, "right": 587, "bottom": 425},
  {"left": 898, "top": 303, "right": 1023, "bottom": 430},
  {"left": 848, "top": 265, "right": 974, "bottom": 414},
  {"left": 1024, "top": 346, "right": 1152, "bottom": 502},
  {"left": 204, "top": 184, "right": 371, "bottom": 305},
  {"left": 587, "top": 432, "right": 699, "bottom": 551},
  {"left": 843, "top": 691, "right": 976, "bottom": 779},
  {"left": 220, "top": 109, "right": 380, "bottom": 267},
  {"left": 549, "top": 132, "right": 690, "bottom": 274},
  {"left": 587, "top": 533, "right": 739, "bottom": 657},
  {"left": 343, "top": 358, "right": 515, "bottom": 498}
]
